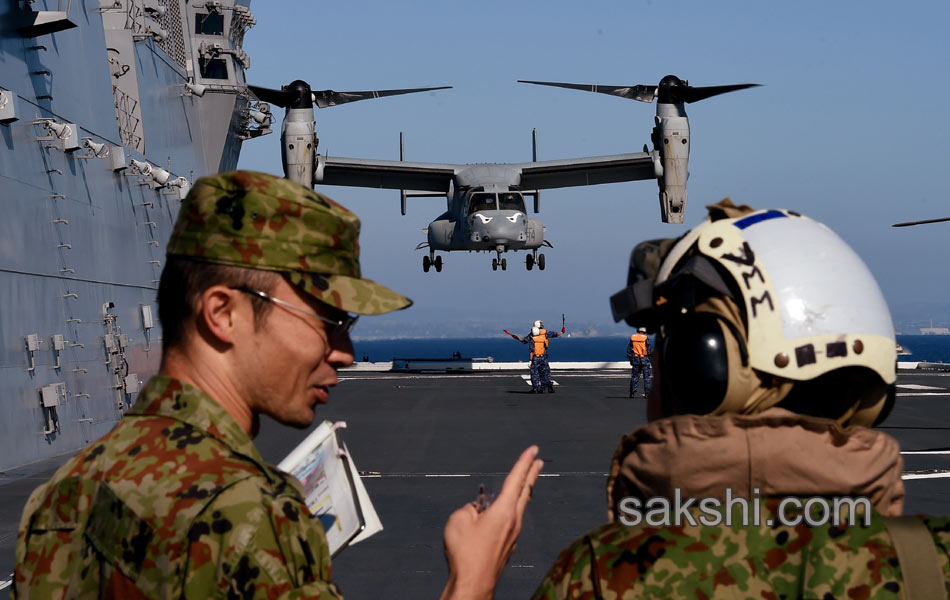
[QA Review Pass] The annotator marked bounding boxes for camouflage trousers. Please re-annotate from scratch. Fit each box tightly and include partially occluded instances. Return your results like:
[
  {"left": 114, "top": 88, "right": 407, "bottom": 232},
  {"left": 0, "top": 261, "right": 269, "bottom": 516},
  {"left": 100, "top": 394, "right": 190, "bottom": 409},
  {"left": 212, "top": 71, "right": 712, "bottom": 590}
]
[
  {"left": 530, "top": 356, "right": 552, "bottom": 391},
  {"left": 630, "top": 357, "right": 652, "bottom": 396}
]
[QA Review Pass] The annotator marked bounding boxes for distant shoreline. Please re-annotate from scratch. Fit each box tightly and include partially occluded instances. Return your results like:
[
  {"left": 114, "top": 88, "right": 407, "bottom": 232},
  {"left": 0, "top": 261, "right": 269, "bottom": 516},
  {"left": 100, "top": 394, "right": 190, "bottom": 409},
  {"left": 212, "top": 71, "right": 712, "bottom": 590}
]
[{"left": 350, "top": 334, "right": 950, "bottom": 364}]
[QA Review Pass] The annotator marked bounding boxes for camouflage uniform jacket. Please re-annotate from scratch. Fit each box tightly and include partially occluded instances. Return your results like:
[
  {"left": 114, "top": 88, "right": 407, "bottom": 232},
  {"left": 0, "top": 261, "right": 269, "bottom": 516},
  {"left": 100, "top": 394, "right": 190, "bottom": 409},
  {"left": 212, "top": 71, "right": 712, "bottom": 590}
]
[
  {"left": 532, "top": 502, "right": 950, "bottom": 599},
  {"left": 532, "top": 409, "right": 950, "bottom": 598},
  {"left": 14, "top": 375, "right": 341, "bottom": 599}
]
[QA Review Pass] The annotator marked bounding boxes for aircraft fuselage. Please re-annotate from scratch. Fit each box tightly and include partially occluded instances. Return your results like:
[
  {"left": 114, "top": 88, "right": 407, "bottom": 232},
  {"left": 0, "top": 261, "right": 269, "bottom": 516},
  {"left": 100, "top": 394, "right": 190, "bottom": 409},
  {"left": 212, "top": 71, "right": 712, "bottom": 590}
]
[{"left": 426, "top": 186, "right": 544, "bottom": 253}]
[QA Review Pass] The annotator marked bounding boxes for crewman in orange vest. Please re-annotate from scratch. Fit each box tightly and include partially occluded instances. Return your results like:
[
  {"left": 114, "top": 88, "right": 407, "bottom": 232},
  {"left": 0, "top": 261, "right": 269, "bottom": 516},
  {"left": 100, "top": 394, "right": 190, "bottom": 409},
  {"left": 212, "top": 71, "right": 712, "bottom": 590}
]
[
  {"left": 626, "top": 326, "right": 653, "bottom": 398},
  {"left": 504, "top": 319, "right": 565, "bottom": 393}
]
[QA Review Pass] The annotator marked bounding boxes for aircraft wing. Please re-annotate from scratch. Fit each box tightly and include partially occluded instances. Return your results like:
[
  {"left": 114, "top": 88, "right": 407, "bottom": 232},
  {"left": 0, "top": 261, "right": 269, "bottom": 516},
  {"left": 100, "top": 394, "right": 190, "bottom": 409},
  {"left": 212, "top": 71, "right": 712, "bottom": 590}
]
[
  {"left": 516, "top": 152, "right": 656, "bottom": 190},
  {"left": 318, "top": 156, "right": 458, "bottom": 193}
]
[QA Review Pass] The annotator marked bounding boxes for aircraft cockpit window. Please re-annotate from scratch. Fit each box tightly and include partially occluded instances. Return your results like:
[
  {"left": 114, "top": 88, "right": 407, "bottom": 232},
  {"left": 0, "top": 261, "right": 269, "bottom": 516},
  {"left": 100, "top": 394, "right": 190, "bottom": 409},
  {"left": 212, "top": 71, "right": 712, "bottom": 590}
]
[
  {"left": 498, "top": 193, "right": 526, "bottom": 212},
  {"left": 469, "top": 193, "right": 497, "bottom": 213}
]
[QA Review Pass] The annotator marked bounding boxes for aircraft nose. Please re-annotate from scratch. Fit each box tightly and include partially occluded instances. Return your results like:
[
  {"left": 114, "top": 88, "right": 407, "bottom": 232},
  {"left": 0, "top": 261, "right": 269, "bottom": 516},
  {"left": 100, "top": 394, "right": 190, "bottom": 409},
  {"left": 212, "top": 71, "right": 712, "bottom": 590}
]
[
  {"left": 470, "top": 211, "right": 527, "bottom": 243},
  {"left": 492, "top": 211, "right": 526, "bottom": 240}
]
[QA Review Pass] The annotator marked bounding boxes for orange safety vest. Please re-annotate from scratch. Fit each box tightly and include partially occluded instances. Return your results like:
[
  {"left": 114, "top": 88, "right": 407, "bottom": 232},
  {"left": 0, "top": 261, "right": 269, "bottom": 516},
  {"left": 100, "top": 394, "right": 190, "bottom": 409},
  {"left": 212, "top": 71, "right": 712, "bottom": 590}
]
[
  {"left": 630, "top": 333, "right": 648, "bottom": 357},
  {"left": 531, "top": 334, "right": 549, "bottom": 358}
]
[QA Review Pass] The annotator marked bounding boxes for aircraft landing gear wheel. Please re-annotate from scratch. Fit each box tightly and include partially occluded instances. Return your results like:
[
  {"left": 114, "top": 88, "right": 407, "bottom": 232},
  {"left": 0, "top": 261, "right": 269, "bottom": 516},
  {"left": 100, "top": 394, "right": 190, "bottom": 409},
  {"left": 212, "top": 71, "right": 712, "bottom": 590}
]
[
  {"left": 526, "top": 254, "right": 534, "bottom": 270},
  {"left": 492, "top": 258, "right": 498, "bottom": 271},
  {"left": 538, "top": 253, "right": 546, "bottom": 270},
  {"left": 423, "top": 255, "right": 431, "bottom": 273},
  {"left": 501, "top": 257, "right": 507, "bottom": 271},
  {"left": 434, "top": 255, "right": 443, "bottom": 272}
]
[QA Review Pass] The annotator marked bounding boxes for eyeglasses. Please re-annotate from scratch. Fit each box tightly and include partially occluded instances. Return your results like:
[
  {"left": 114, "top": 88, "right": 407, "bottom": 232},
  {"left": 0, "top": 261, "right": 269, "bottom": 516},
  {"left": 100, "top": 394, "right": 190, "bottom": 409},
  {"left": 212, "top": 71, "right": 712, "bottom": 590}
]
[{"left": 231, "top": 286, "right": 358, "bottom": 339}]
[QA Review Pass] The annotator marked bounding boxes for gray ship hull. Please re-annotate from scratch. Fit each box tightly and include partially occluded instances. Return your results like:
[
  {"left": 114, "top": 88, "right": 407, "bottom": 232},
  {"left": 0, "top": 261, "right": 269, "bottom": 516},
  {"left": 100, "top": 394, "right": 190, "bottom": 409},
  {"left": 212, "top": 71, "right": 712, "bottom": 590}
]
[{"left": 1, "top": 0, "right": 258, "bottom": 472}]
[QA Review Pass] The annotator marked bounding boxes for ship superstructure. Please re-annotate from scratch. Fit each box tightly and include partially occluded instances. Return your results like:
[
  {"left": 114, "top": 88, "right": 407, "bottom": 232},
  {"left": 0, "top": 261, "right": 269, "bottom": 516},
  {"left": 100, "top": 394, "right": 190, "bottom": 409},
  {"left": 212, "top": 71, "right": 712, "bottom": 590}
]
[{"left": 0, "top": 0, "right": 264, "bottom": 471}]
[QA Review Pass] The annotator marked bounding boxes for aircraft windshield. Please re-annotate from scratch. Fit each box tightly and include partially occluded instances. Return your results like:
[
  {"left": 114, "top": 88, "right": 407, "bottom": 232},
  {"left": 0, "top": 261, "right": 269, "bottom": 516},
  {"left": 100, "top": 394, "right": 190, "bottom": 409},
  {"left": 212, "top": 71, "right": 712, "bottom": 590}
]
[
  {"left": 499, "top": 192, "right": 526, "bottom": 212},
  {"left": 469, "top": 193, "right": 497, "bottom": 213}
]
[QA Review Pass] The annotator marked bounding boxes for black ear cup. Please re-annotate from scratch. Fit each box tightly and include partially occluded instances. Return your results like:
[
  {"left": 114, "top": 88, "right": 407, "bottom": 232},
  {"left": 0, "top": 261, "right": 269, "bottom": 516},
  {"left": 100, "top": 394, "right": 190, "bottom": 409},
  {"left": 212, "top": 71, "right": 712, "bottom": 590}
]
[
  {"left": 874, "top": 384, "right": 896, "bottom": 426},
  {"left": 658, "top": 312, "right": 747, "bottom": 416}
]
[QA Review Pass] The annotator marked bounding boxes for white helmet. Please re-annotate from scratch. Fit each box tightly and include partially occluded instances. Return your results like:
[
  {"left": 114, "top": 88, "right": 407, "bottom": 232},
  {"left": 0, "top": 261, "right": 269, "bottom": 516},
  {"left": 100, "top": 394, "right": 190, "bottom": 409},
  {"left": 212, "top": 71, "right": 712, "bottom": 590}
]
[
  {"left": 611, "top": 202, "right": 896, "bottom": 426},
  {"left": 531, "top": 326, "right": 541, "bottom": 336},
  {"left": 533, "top": 320, "right": 543, "bottom": 329}
]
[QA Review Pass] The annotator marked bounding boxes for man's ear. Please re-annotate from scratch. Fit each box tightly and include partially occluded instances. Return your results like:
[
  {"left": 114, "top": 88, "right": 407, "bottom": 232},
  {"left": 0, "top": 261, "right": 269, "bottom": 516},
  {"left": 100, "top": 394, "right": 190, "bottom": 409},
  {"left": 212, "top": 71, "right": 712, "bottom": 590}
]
[{"left": 196, "top": 285, "right": 243, "bottom": 346}]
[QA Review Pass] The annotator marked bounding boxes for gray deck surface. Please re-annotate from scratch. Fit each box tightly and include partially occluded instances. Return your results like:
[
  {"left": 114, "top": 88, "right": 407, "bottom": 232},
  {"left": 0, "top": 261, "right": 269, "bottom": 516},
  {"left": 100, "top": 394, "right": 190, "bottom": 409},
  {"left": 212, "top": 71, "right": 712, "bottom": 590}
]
[{"left": 2, "top": 369, "right": 949, "bottom": 597}]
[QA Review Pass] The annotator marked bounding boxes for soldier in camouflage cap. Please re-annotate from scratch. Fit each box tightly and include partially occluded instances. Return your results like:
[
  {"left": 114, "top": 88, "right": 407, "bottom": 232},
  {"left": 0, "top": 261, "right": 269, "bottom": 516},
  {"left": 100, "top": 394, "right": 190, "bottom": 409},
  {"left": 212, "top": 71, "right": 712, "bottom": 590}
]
[
  {"left": 533, "top": 200, "right": 950, "bottom": 599},
  {"left": 167, "top": 169, "right": 412, "bottom": 315},
  {"left": 15, "top": 171, "right": 543, "bottom": 599}
]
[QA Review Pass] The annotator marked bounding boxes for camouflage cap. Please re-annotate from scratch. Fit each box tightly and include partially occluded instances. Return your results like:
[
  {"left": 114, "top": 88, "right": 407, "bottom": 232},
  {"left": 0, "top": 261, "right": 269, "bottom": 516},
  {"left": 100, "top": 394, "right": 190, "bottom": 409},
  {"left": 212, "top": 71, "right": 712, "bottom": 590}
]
[{"left": 167, "top": 171, "right": 411, "bottom": 315}]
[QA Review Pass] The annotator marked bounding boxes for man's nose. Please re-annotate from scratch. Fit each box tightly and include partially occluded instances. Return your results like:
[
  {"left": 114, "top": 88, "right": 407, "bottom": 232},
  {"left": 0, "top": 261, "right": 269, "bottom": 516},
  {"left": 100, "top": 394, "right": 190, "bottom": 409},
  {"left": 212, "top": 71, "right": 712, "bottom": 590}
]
[{"left": 327, "top": 333, "right": 355, "bottom": 368}]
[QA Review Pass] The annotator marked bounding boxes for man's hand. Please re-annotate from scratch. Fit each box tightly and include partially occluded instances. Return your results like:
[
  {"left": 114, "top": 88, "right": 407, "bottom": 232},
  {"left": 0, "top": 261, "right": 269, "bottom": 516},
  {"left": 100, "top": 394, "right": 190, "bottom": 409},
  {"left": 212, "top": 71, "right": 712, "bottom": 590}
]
[{"left": 440, "top": 446, "right": 544, "bottom": 600}]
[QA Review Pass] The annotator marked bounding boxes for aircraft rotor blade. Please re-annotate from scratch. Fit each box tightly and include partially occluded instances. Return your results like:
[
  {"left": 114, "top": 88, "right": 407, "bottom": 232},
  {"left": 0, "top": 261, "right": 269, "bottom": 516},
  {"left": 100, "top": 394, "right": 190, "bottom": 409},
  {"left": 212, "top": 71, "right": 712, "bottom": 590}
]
[
  {"left": 520, "top": 77, "right": 760, "bottom": 105},
  {"left": 248, "top": 80, "right": 315, "bottom": 109},
  {"left": 892, "top": 216, "right": 950, "bottom": 227},
  {"left": 517, "top": 80, "right": 657, "bottom": 103},
  {"left": 312, "top": 86, "right": 452, "bottom": 109},
  {"left": 248, "top": 84, "right": 296, "bottom": 107},
  {"left": 680, "top": 83, "right": 761, "bottom": 103}
]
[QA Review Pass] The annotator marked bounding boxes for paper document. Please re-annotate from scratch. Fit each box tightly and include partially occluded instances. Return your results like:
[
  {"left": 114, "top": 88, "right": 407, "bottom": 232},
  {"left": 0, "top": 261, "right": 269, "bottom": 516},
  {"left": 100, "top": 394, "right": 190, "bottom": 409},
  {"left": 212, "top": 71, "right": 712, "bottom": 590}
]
[{"left": 277, "top": 421, "right": 382, "bottom": 556}]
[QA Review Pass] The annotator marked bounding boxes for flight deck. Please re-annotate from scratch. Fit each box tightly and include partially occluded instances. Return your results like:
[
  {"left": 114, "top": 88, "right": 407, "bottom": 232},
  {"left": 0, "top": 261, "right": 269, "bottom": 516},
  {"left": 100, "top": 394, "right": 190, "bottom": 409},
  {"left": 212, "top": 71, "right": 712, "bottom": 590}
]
[{"left": 2, "top": 368, "right": 949, "bottom": 597}]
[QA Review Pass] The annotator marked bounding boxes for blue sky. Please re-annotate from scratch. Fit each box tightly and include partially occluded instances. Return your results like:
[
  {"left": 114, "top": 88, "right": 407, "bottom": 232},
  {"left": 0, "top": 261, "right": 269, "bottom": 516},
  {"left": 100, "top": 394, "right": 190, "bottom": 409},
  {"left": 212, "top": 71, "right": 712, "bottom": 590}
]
[{"left": 237, "top": 1, "right": 950, "bottom": 337}]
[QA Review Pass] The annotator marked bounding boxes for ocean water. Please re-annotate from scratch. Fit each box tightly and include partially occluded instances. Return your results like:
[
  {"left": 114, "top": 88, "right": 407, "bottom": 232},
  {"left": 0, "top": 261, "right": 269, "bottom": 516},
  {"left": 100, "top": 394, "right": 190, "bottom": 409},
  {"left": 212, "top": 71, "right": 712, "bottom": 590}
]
[
  {"left": 352, "top": 334, "right": 950, "bottom": 364},
  {"left": 895, "top": 335, "right": 950, "bottom": 362}
]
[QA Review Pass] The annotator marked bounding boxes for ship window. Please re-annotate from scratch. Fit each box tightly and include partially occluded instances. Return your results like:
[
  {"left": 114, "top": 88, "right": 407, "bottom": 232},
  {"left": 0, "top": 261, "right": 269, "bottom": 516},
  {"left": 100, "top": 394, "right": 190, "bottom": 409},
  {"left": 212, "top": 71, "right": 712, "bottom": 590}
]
[
  {"left": 195, "top": 12, "right": 225, "bottom": 35},
  {"left": 199, "top": 58, "right": 228, "bottom": 80},
  {"left": 499, "top": 192, "right": 525, "bottom": 212},
  {"left": 469, "top": 193, "right": 497, "bottom": 213}
]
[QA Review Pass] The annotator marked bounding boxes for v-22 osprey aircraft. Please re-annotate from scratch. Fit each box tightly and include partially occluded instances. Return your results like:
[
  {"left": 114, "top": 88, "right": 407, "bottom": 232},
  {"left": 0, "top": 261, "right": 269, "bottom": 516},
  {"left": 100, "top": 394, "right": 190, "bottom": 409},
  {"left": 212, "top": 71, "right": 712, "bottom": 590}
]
[{"left": 251, "top": 76, "right": 758, "bottom": 272}]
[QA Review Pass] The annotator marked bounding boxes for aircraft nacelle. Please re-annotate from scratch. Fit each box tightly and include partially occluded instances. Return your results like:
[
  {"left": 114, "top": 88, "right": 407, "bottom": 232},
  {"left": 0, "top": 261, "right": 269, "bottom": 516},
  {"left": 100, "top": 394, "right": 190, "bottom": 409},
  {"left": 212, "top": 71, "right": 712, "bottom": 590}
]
[
  {"left": 652, "top": 103, "right": 689, "bottom": 224},
  {"left": 427, "top": 215, "right": 454, "bottom": 250},
  {"left": 281, "top": 108, "right": 316, "bottom": 188}
]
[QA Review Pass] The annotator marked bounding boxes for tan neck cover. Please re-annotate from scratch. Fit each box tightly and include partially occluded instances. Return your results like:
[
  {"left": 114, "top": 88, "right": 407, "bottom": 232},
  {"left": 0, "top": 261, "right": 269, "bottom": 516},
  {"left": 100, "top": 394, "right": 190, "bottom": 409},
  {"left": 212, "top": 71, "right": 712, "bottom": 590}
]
[{"left": 607, "top": 408, "right": 905, "bottom": 521}]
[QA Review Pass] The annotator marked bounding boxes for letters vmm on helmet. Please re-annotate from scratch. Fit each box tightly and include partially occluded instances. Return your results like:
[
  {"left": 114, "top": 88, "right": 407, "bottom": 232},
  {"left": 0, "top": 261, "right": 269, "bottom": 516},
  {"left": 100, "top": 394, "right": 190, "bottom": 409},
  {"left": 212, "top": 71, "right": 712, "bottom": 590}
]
[
  {"left": 611, "top": 199, "right": 896, "bottom": 426},
  {"left": 167, "top": 170, "right": 411, "bottom": 315}
]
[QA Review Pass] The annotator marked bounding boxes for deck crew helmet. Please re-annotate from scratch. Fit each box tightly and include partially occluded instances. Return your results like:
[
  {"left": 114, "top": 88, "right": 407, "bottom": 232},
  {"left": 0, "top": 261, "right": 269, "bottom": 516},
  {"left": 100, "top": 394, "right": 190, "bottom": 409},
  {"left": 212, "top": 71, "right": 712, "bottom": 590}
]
[
  {"left": 610, "top": 199, "right": 896, "bottom": 427},
  {"left": 531, "top": 326, "right": 541, "bottom": 337},
  {"left": 533, "top": 320, "right": 543, "bottom": 329}
]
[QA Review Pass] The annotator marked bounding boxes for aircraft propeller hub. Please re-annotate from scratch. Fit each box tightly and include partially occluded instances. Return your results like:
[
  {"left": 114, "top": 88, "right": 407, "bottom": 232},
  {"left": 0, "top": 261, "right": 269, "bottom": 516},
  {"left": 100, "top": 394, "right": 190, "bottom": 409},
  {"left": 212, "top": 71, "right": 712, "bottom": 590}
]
[{"left": 659, "top": 74, "right": 684, "bottom": 87}]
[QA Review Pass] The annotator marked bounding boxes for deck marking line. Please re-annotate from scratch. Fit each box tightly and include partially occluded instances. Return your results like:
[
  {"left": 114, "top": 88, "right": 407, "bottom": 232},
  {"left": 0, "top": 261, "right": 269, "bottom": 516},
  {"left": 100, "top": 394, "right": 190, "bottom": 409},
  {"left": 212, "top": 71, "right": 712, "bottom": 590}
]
[
  {"left": 902, "top": 451, "right": 950, "bottom": 455},
  {"left": 902, "top": 472, "right": 950, "bottom": 480},
  {"left": 896, "top": 393, "right": 950, "bottom": 397},
  {"left": 0, "top": 578, "right": 11, "bottom": 591},
  {"left": 339, "top": 373, "right": 629, "bottom": 382},
  {"left": 519, "top": 375, "right": 560, "bottom": 387},
  {"left": 899, "top": 384, "right": 944, "bottom": 390},
  {"left": 424, "top": 474, "right": 471, "bottom": 478}
]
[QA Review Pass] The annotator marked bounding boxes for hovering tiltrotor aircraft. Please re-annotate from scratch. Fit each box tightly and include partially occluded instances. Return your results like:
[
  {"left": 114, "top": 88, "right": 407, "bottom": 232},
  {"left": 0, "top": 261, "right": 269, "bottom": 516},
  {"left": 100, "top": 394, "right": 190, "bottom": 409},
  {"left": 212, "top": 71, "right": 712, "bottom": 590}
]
[{"left": 253, "top": 76, "right": 757, "bottom": 272}]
